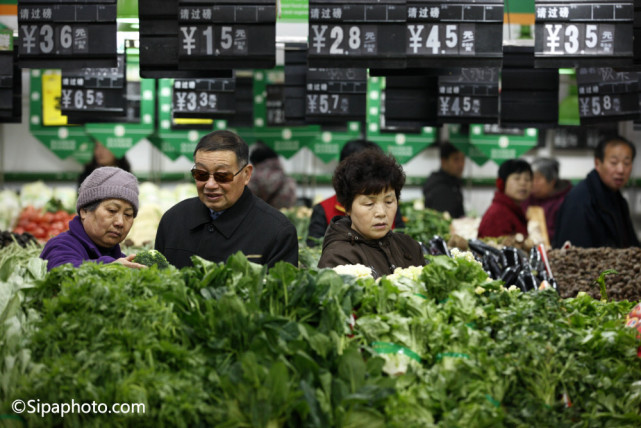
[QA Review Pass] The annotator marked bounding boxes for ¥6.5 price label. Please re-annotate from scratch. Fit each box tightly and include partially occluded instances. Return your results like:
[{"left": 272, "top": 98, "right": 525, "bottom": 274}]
[
  {"left": 20, "top": 24, "right": 88, "bottom": 55},
  {"left": 309, "top": 24, "right": 377, "bottom": 56},
  {"left": 407, "top": 24, "right": 475, "bottom": 56},
  {"left": 179, "top": 25, "right": 248, "bottom": 57},
  {"left": 60, "top": 88, "right": 104, "bottom": 110},
  {"left": 306, "top": 94, "right": 349, "bottom": 115},
  {"left": 538, "top": 23, "right": 614, "bottom": 55}
]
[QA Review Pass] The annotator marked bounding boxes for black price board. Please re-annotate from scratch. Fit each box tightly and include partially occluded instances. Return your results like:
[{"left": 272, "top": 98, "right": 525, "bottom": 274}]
[
  {"left": 437, "top": 67, "right": 499, "bottom": 123},
  {"left": 382, "top": 74, "right": 439, "bottom": 132},
  {"left": 575, "top": 67, "right": 640, "bottom": 123},
  {"left": 172, "top": 77, "right": 236, "bottom": 118},
  {"left": 177, "top": 0, "right": 276, "bottom": 70},
  {"left": 283, "top": 43, "right": 308, "bottom": 126},
  {"left": 139, "top": 0, "right": 232, "bottom": 78},
  {"left": 534, "top": 0, "right": 634, "bottom": 68},
  {"left": 305, "top": 67, "right": 367, "bottom": 123},
  {"left": 18, "top": 0, "right": 117, "bottom": 69},
  {"left": 225, "top": 74, "right": 254, "bottom": 128},
  {"left": 405, "top": 0, "right": 503, "bottom": 68},
  {"left": 266, "top": 84, "right": 286, "bottom": 126},
  {"left": 307, "top": 0, "right": 407, "bottom": 69},
  {"left": 0, "top": 47, "right": 22, "bottom": 123},
  {"left": 60, "top": 53, "right": 126, "bottom": 122}
]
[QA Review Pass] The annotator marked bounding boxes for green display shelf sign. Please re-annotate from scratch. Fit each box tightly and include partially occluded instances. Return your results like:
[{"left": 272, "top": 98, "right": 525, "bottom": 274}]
[
  {"left": 30, "top": 69, "right": 93, "bottom": 164},
  {"left": 449, "top": 124, "right": 490, "bottom": 167},
  {"left": 366, "top": 76, "right": 436, "bottom": 164},
  {"left": 469, "top": 124, "right": 538, "bottom": 165},
  {"left": 84, "top": 49, "right": 155, "bottom": 158}
]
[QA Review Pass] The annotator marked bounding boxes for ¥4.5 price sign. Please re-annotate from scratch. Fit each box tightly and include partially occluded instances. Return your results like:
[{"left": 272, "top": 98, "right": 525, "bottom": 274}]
[
  {"left": 534, "top": 0, "right": 633, "bottom": 67},
  {"left": 405, "top": 0, "right": 503, "bottom": 67},
  {"left": 17, "top": 1, "right": 117, "bottom": 68},
  {"left": 177, "top": 1, "right": 276, "bottom": 70},
  {"left": 576, "top": 67, "right": 640, "bottom": 123},
  {"left": 438, "top": 67, "right": 499, "bottom": 123},
  {"left": 308, "top": 0, "right": 406, "bottom": 68}
]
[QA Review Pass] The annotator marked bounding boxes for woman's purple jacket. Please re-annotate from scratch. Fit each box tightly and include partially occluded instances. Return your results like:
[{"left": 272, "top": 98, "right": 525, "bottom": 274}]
[{"left": 40, "top": 216, "right": 125, "bottom": 271}]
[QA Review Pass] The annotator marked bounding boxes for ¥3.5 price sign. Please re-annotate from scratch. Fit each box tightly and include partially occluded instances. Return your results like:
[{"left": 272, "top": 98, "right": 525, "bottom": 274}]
[
  {"left": 177, "top": 0, "right": 276, "bottom": 70},
  {"left": 172, "top": 78, "right": 236, "bottom": 118},
  {"left": 406, "top": 0, "right": 503, "bottom": 67},
  {"left": 576, "top": 67, "right": 640, "bottom": 123},
  {"left": 437, "top": 67, "right": 499, "bottom": 123},
  {"left": 17, "top": 0, "right": 117, "bottom": 69},
  {"left": 308, "top": 0, "right": 406, "bottom": 69},
  {"left": 534, "top": 0, "right": 634, "bottom": 67}
]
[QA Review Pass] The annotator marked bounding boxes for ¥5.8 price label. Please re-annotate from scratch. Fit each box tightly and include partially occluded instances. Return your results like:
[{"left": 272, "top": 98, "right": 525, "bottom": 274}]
[
  {"left": 407, "top": 24, "right": 475, "bottom": 56},
  {"left": 538, "top": 23, "right": 615, "bottom": 55}
]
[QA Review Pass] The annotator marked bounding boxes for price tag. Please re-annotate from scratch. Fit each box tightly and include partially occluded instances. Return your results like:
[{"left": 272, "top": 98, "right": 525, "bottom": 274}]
[
  {"left": 18, "top": 1, "right": 117, "bottom": 69},
  {"left": 172, "top": 78, "right": 236, "bottom": 118},
  {"left": 177, "top": 1, "right": 276, "bottom": 70},
  {"left": 534, "top": 0, "right": 633, "bottom": 67},
  {"left": 305, "top": 67, "right": 367, "bottom": 123},
  {"left": 438, "top": 67, "right": 499, "bottom": 123},
  {"left": 383, "top": 74, "right": 439, "bottom": 132},
  {"left": 308, "top": 0, "right": 406, "bottom": 69},
  {"left": 60, "top": 54, "right": 126, "bottom": 120},
  {"left": 576, "top": 67, "right": 640, "bottom": 123},
  {"left": 406, "top": 0, "right": 503, "bottom": 67}
]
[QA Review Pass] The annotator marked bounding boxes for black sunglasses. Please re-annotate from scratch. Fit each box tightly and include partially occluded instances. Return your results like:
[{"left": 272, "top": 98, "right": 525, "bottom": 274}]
[{"left": 191, "top": 164, "right": 246, "bottom": 183}]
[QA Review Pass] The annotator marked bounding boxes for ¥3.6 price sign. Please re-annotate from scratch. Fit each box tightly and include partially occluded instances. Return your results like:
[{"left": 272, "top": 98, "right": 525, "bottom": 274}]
[
  {"left": 172, "top": 78, "right": 236, "bottom": 118},
  {"left": 534, "top": 0, "right": 633, "bottom": 67},
  {"left": 576, "top": 67, "right": 640, "bottom": 123},
  {"left": 17, "top": 0, "right": 117, "bottom": 68},
  {"left": 305, "top": 67, "right": 367, "bottom": 122},
  {"left": 308, "top": 0, "right": 406, "bottom": 69},
  {"left": 437, "top": 67, "right": 499, "bottom": 123},
  {"left": 177, "top": 0, "right": 276, "bottom": 70},
  {"left": 406, "top": 0, "right": 503, "bottom": 67}
]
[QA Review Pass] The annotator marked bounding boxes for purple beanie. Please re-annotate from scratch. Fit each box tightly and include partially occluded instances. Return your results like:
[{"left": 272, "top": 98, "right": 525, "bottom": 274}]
[{"left": 76, "top": 167, "right": 139, "bottom": 216}]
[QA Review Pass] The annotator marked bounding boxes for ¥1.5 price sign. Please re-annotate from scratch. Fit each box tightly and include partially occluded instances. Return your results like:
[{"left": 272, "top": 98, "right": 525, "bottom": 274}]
[
  {"left": 308, "top": 0, "right": 406, "bottom": 69},
  {"left": 17, "top": 1, "right": 117, "bottom": 68},
  {"left": 177, "top": 1, "right": 276, "bottom": 70},
  {"left": 172, "top": 78, "right": 236, "bottom": 118},
  {"left": 406, "top": 0, "right": 503, "bottom": 67},
  {"left": 438, "top": 67, "right": 499, "bottom": 122},
  {"left": 305, "top": 67, "right": 367, "bottom": 122},
  {"left": 534, "top": 0, "right": 633, "bottom": 67},
  {"left": 576, "top": 67, "right": 640, "bottom": 123}
]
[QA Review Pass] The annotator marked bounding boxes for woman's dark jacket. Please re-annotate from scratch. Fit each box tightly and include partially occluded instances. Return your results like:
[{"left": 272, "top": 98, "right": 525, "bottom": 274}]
[
  {"left": 155, "top": 187, "right": 298, "bottom": 269},
  {"left": 553, "top": 169, "right": 640, "bottom": 248},
  {"left": 317, "top": 216, "right": 425, "bottom": 278}
]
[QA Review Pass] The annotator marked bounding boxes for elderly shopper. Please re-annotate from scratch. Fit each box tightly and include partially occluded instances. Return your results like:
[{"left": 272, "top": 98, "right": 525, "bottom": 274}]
[
  {"left": 317, "top": 149, "right": 425, "bottom": 278},
  {"left": 40, "top": 166, "right": 144, "bottom": 271}
]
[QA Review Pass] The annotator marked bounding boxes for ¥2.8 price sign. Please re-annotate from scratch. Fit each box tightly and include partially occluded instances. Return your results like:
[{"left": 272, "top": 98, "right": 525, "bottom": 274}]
[{"left": 534, "top": 0, "right": 633, "bottom": 67}]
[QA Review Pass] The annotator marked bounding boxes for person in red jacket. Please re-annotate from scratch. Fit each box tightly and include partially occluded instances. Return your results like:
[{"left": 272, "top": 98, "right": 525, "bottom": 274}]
[{"left": 478, "top": 159, "right": 533, "bottom": 239}]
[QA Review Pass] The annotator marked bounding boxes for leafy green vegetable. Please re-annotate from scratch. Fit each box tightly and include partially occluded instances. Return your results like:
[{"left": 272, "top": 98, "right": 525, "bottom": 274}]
[{"left": 132, "top": 249, "right": 170, "bottom": 269}]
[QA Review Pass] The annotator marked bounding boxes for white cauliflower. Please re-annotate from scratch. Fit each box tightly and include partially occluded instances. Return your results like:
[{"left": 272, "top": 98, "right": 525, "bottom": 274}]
[
  {"left": 450, "top": 248, "right": 483, "bottom": 267},
  {"left": 332, "top": 264, "right": 373, "bottom": 279}
]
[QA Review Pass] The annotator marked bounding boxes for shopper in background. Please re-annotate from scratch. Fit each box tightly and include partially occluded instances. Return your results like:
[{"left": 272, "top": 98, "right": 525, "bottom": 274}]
[
  {"left": 478, "top": 159, "right": 533, "bottom": 239},
  {"left": 307, "top": 139, "right": 405, "bottom": 246},
  {"left": 40, "top": 167, "right": 144, "bottom": 271},
  {"left": 155, "top": 130, "right": 298, "bottom": 268},
  {"left": 522, "top": 157, "right": 572, "bottom": 242},
  {"left": 554, "top": 135, "right": 639, "bottom": 248},
  {"left": 78, "top": 140, "right": 131, "bottom": 188},
  {"left": 247, "top": 141, "right": 297, "bottom": 210},
  {"left": 422, "top": 142, "right": 466, "bottom": 218},
  {"left": 317, "top": 149, "right": 425, "bottom": 278}
]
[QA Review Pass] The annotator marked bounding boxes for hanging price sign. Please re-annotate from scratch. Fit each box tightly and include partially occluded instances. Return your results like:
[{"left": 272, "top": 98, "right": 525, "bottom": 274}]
[
  {"left": 306, "top": 67, "right": 367, "bottom": 123},
  {"left": 172, "top": 78, "right": 236, "bottom": 118},
  {"left": 576, "top": 67, "right": 640, "bottom": 123},
  {"left": 437, "top": 67, "right": 499, "bottom": 123},
  {"left": 534, "top": 0, "right": 634, "bottom": 67}
]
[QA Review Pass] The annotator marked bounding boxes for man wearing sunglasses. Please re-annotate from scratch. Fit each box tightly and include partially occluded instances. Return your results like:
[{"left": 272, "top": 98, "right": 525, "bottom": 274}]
[{"left": 155, "top": 130, "right": 298, "bottom": 268}]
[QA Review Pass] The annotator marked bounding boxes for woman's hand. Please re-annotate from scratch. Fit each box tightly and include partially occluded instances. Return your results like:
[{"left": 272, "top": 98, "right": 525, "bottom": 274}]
[{"left": 115, "top": 253, "right": 147, "bottom": 269}]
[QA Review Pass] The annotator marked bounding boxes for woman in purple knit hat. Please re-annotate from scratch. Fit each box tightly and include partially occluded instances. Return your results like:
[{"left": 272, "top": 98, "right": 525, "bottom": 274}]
[{"left": 40, "top": 166, "right": 145, "bottom": 271}]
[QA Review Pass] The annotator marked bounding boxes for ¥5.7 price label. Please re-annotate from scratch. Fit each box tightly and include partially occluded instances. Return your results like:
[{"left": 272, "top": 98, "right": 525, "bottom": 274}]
[
  {"left": 309, "top": 24, "right": 377, "bottom": 56},
  {"left": 538, "top": 23, "right": 615, "bottom": 55},
  {"left": 306, "top": 94, "right": 350, "bottom": 115},
  {"left": 179, "top": 25, "right": 248, "bottom": 57},
  {"left": 407, "top": 23, "right": 475, "bottom": 56}
]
